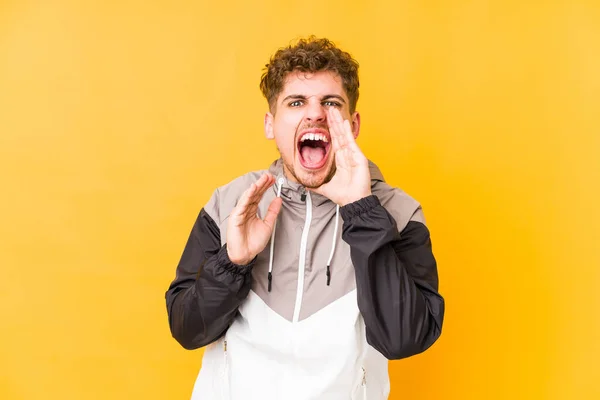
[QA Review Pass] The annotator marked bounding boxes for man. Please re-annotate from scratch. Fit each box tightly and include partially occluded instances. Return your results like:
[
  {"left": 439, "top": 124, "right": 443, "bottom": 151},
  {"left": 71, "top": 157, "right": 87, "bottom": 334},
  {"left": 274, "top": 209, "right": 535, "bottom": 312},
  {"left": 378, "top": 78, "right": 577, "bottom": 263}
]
[{"left": 165, "top": 37, "right": 444, "bottom": 400}]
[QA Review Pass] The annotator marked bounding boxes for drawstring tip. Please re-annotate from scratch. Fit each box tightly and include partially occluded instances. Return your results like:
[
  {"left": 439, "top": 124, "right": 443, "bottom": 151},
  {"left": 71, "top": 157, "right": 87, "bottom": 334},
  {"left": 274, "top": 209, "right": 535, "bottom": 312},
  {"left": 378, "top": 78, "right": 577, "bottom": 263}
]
[
  {"left": 268, "top": 272, "right": 272, "bottom": 292},
  {"left": 326, "top": 265, "right": 331, "bottom": 286}
]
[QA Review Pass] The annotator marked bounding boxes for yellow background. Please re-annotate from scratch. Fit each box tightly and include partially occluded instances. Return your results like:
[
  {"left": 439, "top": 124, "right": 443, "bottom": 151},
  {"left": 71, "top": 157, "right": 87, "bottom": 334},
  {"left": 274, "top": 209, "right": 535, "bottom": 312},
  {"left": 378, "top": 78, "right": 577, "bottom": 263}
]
[{"left": 1, "top": 1, "right": 599, "bottom": 399}]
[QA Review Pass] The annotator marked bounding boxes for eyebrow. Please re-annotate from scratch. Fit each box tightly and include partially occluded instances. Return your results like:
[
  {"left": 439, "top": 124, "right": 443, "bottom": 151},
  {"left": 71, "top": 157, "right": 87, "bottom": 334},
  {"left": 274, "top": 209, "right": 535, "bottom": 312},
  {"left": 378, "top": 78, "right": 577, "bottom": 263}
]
[{"left": 280, "top": 94, "right": 347, "bottom": 104}]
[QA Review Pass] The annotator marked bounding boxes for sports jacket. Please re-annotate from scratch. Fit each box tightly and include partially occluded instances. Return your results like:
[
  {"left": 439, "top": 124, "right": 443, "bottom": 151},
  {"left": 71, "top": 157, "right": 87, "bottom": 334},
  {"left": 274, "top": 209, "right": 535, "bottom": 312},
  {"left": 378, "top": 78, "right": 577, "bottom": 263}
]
[{"left": 166, "top": 158, "right": 444, "bottom": 399}]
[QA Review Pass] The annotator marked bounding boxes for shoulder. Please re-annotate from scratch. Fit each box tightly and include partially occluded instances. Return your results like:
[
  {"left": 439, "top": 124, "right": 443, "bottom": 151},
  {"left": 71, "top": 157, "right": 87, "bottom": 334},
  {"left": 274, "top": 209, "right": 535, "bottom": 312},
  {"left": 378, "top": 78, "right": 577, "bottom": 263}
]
[
  {"left": 204, "top": 168, "right": 268, "bottom": 224},
  {"left": 372, "top": 181, "right": 425, "bottom": 232}
]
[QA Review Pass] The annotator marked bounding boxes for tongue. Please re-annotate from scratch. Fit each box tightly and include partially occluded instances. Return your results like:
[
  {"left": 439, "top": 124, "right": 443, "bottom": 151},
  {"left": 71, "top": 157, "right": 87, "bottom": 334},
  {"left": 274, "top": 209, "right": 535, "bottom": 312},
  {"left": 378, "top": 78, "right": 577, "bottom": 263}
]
[{"left": 301, "top": 146, "right": 326, "bottom": 167}]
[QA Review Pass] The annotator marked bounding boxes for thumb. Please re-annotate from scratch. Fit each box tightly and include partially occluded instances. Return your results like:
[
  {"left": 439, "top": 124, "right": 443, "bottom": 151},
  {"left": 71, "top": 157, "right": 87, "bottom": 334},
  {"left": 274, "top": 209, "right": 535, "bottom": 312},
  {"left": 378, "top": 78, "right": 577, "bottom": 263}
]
[{"left": 307, "top": 181, "right": 333, "bottom": 200}]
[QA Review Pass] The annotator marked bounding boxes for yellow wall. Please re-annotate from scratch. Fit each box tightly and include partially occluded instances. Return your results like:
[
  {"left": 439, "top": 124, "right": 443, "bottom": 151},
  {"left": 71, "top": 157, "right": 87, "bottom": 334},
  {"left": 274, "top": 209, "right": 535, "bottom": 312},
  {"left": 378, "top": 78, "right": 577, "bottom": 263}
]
[{"left": 1, "top": 1, "right": 599, "bottom": 399}]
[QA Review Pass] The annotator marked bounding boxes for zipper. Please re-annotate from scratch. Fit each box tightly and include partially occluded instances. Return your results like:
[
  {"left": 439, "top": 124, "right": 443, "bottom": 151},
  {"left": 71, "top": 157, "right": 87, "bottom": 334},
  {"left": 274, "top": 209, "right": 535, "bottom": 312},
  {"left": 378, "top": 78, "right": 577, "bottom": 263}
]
[
  {"left": 223, "top": 339, "right": 229, "bottom": 374},
  {"left": 221, "top": 339, "right": 229, "bottom": 399},
  {"left": 292, "top": 189, "right": 312, "bottom": 323},
  {"left": 362, "top": 367, "right": 367, "bottom": 399}
]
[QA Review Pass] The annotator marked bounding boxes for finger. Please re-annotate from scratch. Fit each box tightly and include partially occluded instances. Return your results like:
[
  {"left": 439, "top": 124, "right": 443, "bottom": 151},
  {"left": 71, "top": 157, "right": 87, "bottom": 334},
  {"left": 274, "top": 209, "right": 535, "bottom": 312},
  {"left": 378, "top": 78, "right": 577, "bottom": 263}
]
[
  {"left": 329, "top": 107, "right": 345, "bottom": 136},
  {"left": 327, "top": 108, "right": 345, "bottom": 152},
  {"left": 342, "top": 119, "right": 360, "bottom": 151},
  {"left": 307, "top": 181, "right": 327, "bottom": 197},
  {"left": 335, "top": 147, "right": 349, "bottom": 168},
  {"left": 326, "top": 107, "right": 338, "bottom": 148},
  {"left": 331, "top": 107, "right": 350, "bottom": 149},
  {"left": 329, "top": 107, "right": 359, "bottom": 156},
  {"left": 330, "top": 129, "right": 341, "bottom": 154},
  {"left": 240, "top": 174, "right": 275, "bottom": 221},
  {"left": 232, "top": 183, "right": 257, "bottom": 221},
  {"left": 263, "top": 196, "right": 283, "bottom": 229},
  {"left": 255, "top": 173, "right": 275, "bottom": 197},
  {"left": 329, "top": 105, "right": 343, "bottom": 123},
  {"left": 234, "top": 174, "right": 270, "bottom": 215},
  {"left": 246, "top": 173, "right": 273, "bottom": 205},
  {"left": 247, "top": 181, "right": 274, "bottom": 213},
  {"left": 334, "top": 109, "right": 353, "bottom": 143},
  {"left": 253, "top": 173, "right": 272, "bottom": 195}
]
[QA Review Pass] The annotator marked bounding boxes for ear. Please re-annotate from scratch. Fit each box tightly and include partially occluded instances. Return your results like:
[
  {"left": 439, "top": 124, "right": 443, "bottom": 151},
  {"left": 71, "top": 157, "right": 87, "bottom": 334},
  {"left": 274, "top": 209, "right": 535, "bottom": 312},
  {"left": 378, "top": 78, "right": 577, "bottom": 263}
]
[
  {"left": 351, "top": 112, "right": 361, "bottom": 139},
  {"left": 264, "top": 112, "right": 274, "bottom": 140}
]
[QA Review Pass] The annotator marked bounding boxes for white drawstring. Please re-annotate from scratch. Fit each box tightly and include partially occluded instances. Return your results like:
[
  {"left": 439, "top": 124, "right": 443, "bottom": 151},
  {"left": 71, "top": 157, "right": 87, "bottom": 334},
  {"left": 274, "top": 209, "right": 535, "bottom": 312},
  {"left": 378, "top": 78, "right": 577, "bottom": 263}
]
[
  {"left": 326, "top": 204, "right": 340, "bottom": 286},
  {"left": 267, "top": 181, "right": 340, "bottom": 291},
  {"left": 268, "top": 177, "right": 285, "bottom": 292}
]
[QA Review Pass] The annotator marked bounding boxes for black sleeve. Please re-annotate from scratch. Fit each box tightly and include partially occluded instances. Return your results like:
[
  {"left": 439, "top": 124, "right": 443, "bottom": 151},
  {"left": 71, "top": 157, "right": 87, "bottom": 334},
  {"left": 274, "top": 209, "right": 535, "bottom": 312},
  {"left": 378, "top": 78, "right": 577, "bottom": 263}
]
[
  {"left": 340, "top": 195, "right": 444, "bottom": 360},
  {"left": 165, "top": 209, "right": 255, "bottom": 350}
]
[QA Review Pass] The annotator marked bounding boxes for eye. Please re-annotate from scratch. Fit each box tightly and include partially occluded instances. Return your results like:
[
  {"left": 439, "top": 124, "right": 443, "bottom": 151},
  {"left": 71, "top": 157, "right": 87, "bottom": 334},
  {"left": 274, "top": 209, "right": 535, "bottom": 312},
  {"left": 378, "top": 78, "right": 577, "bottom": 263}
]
[
  {"left": 323, "top": 101, "right": 341, "bottom": 107},
  {"left": 289, "top": 100, "right": 303, "bottom": 107}
]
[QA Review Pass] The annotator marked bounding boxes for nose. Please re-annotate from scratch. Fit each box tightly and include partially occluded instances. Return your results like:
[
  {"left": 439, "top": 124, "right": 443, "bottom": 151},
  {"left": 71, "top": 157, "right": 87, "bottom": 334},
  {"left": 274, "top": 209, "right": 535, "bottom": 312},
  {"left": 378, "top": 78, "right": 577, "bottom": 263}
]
[{"left": 305, "top": 101, "right": 326, "bottom": 123}]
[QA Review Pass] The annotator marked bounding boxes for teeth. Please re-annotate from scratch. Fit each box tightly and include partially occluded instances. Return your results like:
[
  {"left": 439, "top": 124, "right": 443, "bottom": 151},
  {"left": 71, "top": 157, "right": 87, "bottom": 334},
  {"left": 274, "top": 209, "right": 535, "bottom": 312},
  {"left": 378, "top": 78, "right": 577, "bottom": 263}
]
[{"left": 301, "top": 133, "right": 329, "bottom": 142}]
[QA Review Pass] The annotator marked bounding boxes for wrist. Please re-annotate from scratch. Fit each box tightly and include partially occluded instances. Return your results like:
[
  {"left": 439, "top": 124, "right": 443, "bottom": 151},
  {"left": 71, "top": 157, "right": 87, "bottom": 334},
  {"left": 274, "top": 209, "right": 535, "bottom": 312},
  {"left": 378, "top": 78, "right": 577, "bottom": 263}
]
[
  {"left": 229, "top": 256, "right": 253, "bottom": 266},
  {"left": 341, "top": 191, "right": 372, "bottom": 207},
  {"left": 226, "top": 248, "right": 253, "bottom": 266},
  {"left": 217, "top": 245, "right": 255, "bottom": 276}
]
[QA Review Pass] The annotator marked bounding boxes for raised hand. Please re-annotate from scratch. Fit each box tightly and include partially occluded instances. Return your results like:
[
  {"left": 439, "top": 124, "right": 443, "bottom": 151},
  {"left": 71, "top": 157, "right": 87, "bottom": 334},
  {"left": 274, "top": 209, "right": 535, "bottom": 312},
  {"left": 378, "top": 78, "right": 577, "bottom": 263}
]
[
  {"left": 311, "top": 107, "right": 371, "bottom": 206},
  {"left": 226, "top": 173, "right": 283, "bottom": 265}
]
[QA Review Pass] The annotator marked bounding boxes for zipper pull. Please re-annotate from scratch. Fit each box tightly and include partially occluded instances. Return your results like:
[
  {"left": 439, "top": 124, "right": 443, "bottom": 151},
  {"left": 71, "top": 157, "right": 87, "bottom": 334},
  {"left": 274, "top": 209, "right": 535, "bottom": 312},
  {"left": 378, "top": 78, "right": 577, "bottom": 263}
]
[
  {"left": 362, "top": 367, "right": 366, "bottom": 386},
  {"left": 223, "top": 339, "right": 227, "bottom": 353},
  {"left": 299, "top": 186, "right": 307, "bottom": 202}
]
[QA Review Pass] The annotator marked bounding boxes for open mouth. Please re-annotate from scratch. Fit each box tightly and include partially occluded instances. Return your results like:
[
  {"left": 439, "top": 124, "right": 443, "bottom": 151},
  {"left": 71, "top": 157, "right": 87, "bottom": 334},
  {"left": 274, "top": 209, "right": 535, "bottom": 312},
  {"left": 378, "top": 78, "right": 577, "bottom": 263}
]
[{"left": 297, "top": 129, "right": 331, "bottom": 170}]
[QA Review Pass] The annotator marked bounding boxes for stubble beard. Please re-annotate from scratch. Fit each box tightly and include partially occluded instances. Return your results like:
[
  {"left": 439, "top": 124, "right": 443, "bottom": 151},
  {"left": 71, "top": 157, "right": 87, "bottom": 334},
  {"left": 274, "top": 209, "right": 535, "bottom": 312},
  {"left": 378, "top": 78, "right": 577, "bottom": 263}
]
[
  {"left": 278, "top": 120, "right": 336, "bottom": 189},
  {"left": 279, "top": 149, "right": 336, "bottom": 189}
]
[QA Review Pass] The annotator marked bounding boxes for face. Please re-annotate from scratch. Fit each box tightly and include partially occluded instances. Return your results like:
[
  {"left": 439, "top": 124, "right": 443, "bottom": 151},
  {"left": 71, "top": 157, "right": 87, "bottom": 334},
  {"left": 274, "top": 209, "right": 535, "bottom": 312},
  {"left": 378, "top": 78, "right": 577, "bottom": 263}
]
[{"left": 264, "top": 70, "right": 360, "bottom": 189}]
